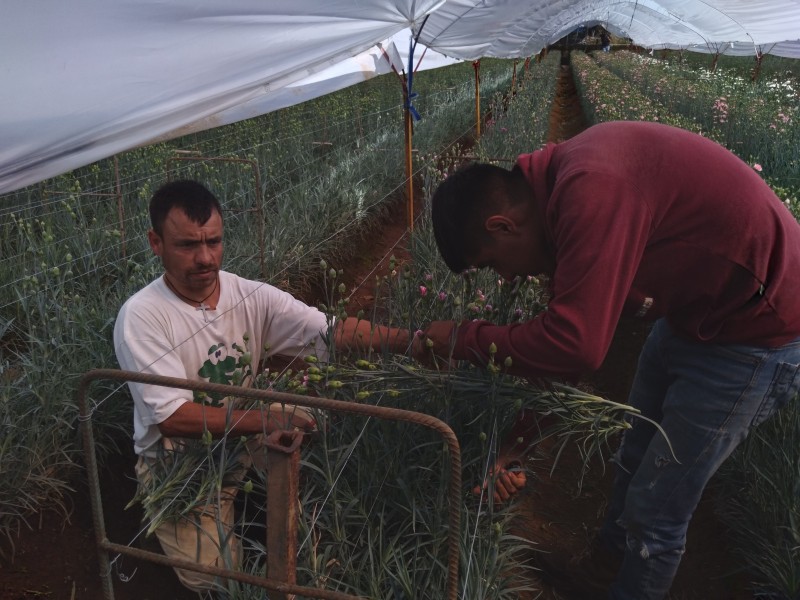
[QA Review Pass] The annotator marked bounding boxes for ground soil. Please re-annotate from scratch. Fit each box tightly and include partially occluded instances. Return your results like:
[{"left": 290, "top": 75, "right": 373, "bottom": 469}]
[{"left": 0, "top": 55, "right": 754, "bottom": 600}]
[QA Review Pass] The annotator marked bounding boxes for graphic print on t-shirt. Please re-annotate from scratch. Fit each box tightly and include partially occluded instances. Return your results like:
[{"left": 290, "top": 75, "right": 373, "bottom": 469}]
[{"left": 194, "top": 340, "right": 253, "bottom": 406}]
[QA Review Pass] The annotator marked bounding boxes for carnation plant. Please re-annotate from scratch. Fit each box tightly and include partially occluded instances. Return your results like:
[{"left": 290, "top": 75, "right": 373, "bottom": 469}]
[{"left": 124, "top": 247, "right": 672, "bottom": 599}]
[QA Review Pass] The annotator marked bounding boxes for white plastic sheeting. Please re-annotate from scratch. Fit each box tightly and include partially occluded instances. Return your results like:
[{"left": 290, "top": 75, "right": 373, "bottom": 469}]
[
  {"left": 417, "top": 0, "right": 800, "bottom": 59},
  {"left": 0, "top": 1, "right": 444, "bottom": 194},
  {"left": 1, "top": 0, "right": 799, "bottom": 194},
  {"left": 146, "top": 30, "right": 460, "bottom": 145}
]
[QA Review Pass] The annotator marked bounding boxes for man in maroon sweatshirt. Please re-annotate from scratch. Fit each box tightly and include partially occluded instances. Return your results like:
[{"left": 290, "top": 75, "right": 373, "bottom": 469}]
[{"left": 423, "top": 121, "right": 800, "bottom": 600}]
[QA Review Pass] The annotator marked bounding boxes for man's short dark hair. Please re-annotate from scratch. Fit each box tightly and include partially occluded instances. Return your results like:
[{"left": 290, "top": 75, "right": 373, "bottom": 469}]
[
  {"left": 149, "top": 180, "right": 223, "bottom": 236},
  {"left": 431, "top": 162, "right": 525, "bottom": 273}
]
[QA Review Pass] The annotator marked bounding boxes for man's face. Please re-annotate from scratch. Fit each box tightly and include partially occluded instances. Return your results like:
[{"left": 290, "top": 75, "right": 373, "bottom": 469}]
[
  {"left": 467, "top": 216, "right": 553, "bottom": 281},
  {"left": 148, "top": 207, "right": 223, "bottom": 294},
  {"left": 469, "top": 239, "right": 540, "bottom": 281}
]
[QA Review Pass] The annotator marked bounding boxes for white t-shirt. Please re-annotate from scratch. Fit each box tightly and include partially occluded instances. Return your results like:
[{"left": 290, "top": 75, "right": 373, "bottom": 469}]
[{"left": 113, "top": 270, "right": 329, "bottom": 456}]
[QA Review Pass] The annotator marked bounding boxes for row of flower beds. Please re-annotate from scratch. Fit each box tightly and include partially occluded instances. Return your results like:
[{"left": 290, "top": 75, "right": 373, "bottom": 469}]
[{"left": 594, "top": 49, "right": 799, "bottom": 215}]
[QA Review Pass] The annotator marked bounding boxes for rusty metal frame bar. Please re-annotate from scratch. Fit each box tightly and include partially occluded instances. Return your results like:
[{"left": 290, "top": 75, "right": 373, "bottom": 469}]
[
  {"left": 78, "top": 368, "right": 462, "bottom": 600},
  {"left": 265, "top": 429, "right": 304, "bottom": 600},
  {"left": 165, "top": 154, "right": 266, "bottom": 280}
]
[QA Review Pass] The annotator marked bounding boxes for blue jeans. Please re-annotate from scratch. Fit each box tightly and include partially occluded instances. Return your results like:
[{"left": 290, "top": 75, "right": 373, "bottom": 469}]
[{"left": 600, "top": 319, "right": 800, "bottom": 600}]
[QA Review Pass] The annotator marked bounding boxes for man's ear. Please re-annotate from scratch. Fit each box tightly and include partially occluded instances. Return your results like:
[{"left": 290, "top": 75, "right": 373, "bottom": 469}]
[
  {"left": 484, "top": 214, "right": 516, "bottom": 235},
  {"left": 147, "top": 229, "right": 162, "bottom": 256}
]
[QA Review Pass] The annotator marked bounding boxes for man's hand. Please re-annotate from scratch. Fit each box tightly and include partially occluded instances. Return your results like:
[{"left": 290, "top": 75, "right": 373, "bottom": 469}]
[
  {"left": 413, "top": 320, "right": 459, "bottom": 368},
  {"left": 473, "top": 462, "right": 527, "bottom": 505},
  {"left": 280, "top": 409, "right": 317, "bottom": 433}
]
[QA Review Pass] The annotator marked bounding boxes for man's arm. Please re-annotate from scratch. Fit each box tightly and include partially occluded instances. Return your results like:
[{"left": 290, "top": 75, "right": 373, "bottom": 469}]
[
  {"left": 334, "top": 316, "right": 412, "bottom": 354},
  {"left": 158, "top": 401, "right": 315, "bottom": 438}
]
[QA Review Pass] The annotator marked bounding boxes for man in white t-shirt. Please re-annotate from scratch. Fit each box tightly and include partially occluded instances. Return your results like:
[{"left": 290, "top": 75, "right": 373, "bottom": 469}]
[{"left": 114, "top": 179, "right": 409, "bottom": 593}]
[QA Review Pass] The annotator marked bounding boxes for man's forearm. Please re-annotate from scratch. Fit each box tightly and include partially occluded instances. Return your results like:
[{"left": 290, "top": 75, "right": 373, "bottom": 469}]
[
  {"left": 335, "top": 316, "right": 410, "bottom": 354},
  {"left": 158, "top": 401, "right": 313, "bottom": 438}
]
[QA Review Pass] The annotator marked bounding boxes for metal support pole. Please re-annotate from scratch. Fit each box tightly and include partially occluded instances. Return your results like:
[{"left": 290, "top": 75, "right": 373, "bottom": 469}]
[
  {"left": 403, "top": 73, "right": 415, "bottom": 231},
  {"left": 511, "top": 59, "right": 518, "bottom": 93},
  {"left": 751, "top": 51, "right": 764, "bottom": 82},
  {"left": 113, "top": 156, "right": 126, "bottom": 259},
  {"left": 266, "top": 429, "right": 304, "bottom": 599},
  {"left": 473, "top": 60, "right": 481, "bottom": 139}
]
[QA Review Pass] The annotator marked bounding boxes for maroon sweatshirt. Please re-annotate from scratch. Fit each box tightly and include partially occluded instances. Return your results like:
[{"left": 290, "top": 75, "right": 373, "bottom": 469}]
[{"left": 453, "top": 121, "right": 800, "bottom": 380}]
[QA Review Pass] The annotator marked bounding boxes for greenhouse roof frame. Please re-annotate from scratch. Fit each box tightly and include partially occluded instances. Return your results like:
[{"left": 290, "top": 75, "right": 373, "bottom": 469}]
[{"left": 1, "top": 0, "right": 799, "bottom": 194}]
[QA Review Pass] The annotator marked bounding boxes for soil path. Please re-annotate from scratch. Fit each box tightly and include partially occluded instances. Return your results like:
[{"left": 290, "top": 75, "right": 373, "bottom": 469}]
[{"left": 0, "top": 56, "right": 753, "bottom": 600}]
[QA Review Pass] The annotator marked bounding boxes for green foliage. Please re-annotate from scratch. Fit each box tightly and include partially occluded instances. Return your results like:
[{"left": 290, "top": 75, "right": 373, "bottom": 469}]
[
  {"left": 476, "top": 53, "right": 561, "bottom": 161},
  {"left": 571, "top": 51, "right": 703, "bottom": 133},
  {"left": 592, "top": 50, "right": 800, "bottom": 190},
  {"left": 714, "top": 399, "right": 800, "bottom": 599}
]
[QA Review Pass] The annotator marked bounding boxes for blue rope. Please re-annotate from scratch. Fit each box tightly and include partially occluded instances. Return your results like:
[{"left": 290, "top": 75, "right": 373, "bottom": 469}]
[{"left": 405, "top": 34, "right": 421, "bottom": 121}]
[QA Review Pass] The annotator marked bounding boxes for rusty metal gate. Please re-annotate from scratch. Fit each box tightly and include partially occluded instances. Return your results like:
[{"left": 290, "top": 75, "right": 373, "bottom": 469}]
[{"left": 78, "top": 369, "right": 462, "bottom": 600}]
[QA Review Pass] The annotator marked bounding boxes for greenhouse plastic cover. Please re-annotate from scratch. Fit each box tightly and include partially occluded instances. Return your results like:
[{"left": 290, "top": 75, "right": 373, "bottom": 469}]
[{"left": 1, "top": 0, "right": 799, "bottom": 194}]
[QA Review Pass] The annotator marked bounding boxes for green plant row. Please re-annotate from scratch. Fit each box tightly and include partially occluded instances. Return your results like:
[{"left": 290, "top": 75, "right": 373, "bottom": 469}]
[
  {"left": 660, "top": 50, "right": 800, "bottom": 83},
  {"left": 594, "top": 50, "right": 800, "bottom": 194},
  {"left": 475, "top": 54, "right": 561, "bottom": 162},
  {"left": 571, "top": 51, "right": 704, "bottom": 133}
]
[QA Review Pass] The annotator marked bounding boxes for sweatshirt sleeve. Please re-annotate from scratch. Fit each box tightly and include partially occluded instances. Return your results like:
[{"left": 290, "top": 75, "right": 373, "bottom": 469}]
[{"left": 454, "top": 171, "right": 653, "bottom": 380}]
